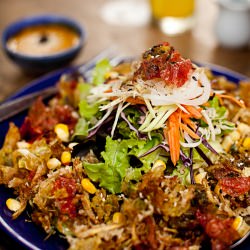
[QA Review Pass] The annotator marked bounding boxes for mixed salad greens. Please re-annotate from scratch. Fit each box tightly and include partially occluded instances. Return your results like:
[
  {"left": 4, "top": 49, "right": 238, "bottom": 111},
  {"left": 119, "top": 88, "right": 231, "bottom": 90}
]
[{"left": 0, "top": 42, "right": 249, "bottom": 250}]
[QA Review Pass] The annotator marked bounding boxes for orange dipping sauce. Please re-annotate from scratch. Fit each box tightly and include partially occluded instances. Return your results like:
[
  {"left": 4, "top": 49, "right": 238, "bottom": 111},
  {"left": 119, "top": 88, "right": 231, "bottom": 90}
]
[{"left": 7, "top": 24, "right": 80, "bottom": 57}]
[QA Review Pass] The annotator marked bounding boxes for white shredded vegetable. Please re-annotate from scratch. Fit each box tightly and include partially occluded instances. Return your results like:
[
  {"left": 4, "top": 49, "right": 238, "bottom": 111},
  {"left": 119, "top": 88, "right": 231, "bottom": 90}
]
[
  {"left": 88, "top": 107, "right": 114, "bottom": 132},
  {"left": 111, "top": 102, "right": 130, "bottom": 137},
  {"left": 201, "top": 110, "right": 216, "bottom": 141},
  {"left": 180, "top": 133, "right": 202, "bottom": 148},
  {"left": 88, "top": 66, "right": 212, "bottom": 136}
]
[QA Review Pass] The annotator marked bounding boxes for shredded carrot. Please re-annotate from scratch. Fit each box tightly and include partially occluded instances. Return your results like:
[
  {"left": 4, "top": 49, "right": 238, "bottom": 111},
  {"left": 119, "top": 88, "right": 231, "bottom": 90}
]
[
  {"left": 202, "top": 102, "right": 210, "bottom": 107},
  {"left": 105, "top": 88, "right": 118, "bottom": 101},
  {"left": 183, "top": 105, "right": 203, "bottom": 119},
  {"left": 125, "top": 97, "right": 145, "bottom": 105},
  {"left": 216, "top": 94, "right": 245, "bottom": 108},
  {"left": 164, "top": 111, "right": 180, "bottom": 166},
  {"left": 180, "top": 123, "right": 200, "bottom": 140},
  {"left": 109, "top": 95, "right": 145, "bottom": 104},
  {"left": 181, "top": 113, "right": 197, "bottom": 131},
  {"left": 216, "top": 94, "right": 224, "bottom": 106},
  {"left": 104, "top": 88, "right": 113, "bottom": 93}
]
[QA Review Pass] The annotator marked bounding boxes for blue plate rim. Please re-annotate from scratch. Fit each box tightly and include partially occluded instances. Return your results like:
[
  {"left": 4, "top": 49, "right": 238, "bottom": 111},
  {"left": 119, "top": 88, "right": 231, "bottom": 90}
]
[
  {"left": 0, "top": 60, "right": 249, "bottom": 250},
  {"left": 194, "top": 60, "right": 249, "bottom": 82}
]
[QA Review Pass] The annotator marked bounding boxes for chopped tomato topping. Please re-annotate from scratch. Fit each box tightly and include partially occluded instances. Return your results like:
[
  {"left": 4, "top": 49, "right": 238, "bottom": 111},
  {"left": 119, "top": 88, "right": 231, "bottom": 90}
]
[
  {"left": 28, "top": 97, "right": 58, "bottom": 130},
  {"left": 196, "top": 210, "right": 240, "bottom": 249},
  {"left": 20, "top": 97, "right": 77, "bottom": 142},
  {"left": 53, "top": 176, "right": 77, "bottom": 198},
  {"left": 56, "top": 197, "right": 76, "bottom": 218},
  {"left": 53, "top": 177, "right": 77, "bottom": 218},
  {"left": 53, "top": 105, "right": 78, "bottom": 130},
  {"left": 135, "top": 42, "right": 193, "bottom": 87},
  {"left": 160, "top": 53, "right": 192, "bottom": 87},
  {"left": 219, "top": 177, "right": 250, "bottom": 197},
  {"left": 20, "top": 117, "right": 43, "bottom": 142}
]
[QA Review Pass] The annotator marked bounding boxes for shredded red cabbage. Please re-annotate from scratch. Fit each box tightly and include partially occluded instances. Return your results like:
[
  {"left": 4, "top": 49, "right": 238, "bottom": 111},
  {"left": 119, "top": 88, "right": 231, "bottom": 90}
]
[
  {"left": 120, "top": 112, "right": 140, "bottom": 137},
  {"left": 195, "top": 146, "right": 213, "bottom": 166},
  {"left": 139, "top": 143, "right": 169, "bottom": 158},
  {"left": 196, "top": 131, "right": 218, "bottom": 155},
  {"left": 87, "top": 116, "right": 114, "bottom": 138}
]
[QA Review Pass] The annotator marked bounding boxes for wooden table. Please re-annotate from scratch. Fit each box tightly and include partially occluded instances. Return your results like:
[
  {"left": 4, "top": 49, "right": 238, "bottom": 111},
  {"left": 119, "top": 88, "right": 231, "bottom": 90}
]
[{"left": 0, "top": 0, "right": 249, "bottom": 249}]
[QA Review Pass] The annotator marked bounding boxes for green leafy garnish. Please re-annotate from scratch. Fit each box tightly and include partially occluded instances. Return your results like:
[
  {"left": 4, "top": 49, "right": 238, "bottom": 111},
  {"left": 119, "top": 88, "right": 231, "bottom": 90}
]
[
  {"left": 77, "top": 82, "right": 91, "bottom": 100},
  {"left": 172, "top": 164, "right": 190, "bottom": 185},
  {"left": 79, "top": 99, "right": 99, "bottom": 120},
  {"left": 84, "top": 136, "right": 130, "bottom": 194},
  {"left": 92, "top": 58, "right": 112, "bottom": 85},
  {"left": 209, "top": 96, "right": 227, "bottom": 118},
  {"left": 125, "top": 136, "right": 162, "bottom": 182},
  {"left": 72, "top": 118, "right": 88, "bottom": 140},
  {"left": 83, "top": 136, "right": 161, "bottom": 194}
]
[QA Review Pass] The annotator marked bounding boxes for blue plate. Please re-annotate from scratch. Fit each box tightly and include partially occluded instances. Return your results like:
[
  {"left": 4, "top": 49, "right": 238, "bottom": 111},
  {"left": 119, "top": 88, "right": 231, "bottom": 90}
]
[{"left": 0, "top": 62, "right": 249, "bottom": 250}]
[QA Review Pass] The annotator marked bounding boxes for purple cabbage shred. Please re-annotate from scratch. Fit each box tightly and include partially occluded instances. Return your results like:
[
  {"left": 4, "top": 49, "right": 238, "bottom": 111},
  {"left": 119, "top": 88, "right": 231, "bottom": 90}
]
[{"left": 139, "top": 143, "right": 169, "bottom": 158}]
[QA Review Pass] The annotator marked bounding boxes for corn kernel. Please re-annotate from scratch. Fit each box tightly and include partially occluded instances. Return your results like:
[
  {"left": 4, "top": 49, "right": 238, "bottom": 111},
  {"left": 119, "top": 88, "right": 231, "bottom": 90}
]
[
  {"left": 81, "top": 178, "right": 96, "bottom": 194},
  {"left": 112, "top": 212, "right": 125, "bottom": 224},
  {"left": 104, "top": 71, "right": 118, "bottom": 79},
  {"left": 194, "top": 172, "right": 207, "bottom": 185},
  {"left": 47, "top": 158, "right": 61, "bottom": 169},
  {"left": 6, "top": 198, "right": 21, "bottom": 212},
  {"left": 232, "top": 216, "right": 250, "bottom": 237},
  {"left": 232, "top": 216, "right": 243, "bottom": 231},
  {"left": 243, "top": 137, "right": 250, "bottom": 149},
  {"left": 54, "top": 123, "right": 69, "bottom": 142},
  {"left": 17, "top": 141, "right": 30, "bottom": 149},
  {"left": 152, "top": 160, "right": 166, "bottom": 171},
  {"left": 61, "top": 151, "right": 71, "bottom": 165},
  {"left": 188, "top": 246, "right": 200, "bottom": 250}
]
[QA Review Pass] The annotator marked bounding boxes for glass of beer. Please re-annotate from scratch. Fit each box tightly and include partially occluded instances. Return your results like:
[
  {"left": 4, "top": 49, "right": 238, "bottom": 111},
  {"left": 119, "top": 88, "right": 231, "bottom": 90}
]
[{"left": 150, "top": 0, "right": 195, "bottom": 36}]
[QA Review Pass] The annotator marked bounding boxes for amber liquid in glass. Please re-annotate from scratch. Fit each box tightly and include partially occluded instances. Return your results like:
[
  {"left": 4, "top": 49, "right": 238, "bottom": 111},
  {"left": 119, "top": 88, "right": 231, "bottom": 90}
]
[{"left": 150, "top": 0, "right": 195, "bottom": 35}]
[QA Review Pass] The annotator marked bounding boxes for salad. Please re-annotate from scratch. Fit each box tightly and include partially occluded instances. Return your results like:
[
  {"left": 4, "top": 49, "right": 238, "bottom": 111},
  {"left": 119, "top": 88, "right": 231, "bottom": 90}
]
[{"left": 0, "top": 42, "right": 250, "bottom": 250}]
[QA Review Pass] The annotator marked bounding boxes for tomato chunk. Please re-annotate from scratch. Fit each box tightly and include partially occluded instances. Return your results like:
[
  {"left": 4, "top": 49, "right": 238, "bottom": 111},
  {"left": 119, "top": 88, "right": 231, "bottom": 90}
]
[
  {"left": 196, "top": 210, "right": 240, "bottom": 249},
  {"left": 135, "top": 42, "right": 193, "bottom": 87},
  {"left": 20, "top": 97, "right": 77, "bottom": 142},
  {"left": 53, "top": 176, "right": 77, "bottom": 198},
  {"left": 53, "top": 177, "right": 77, "bottom": 218},
  {"left": 219, "top": 177, "right": 250, "bottom": 197}
]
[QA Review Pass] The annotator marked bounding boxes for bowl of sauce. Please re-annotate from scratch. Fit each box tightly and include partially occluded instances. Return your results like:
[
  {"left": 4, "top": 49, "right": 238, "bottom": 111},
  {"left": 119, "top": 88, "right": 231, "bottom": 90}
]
[{"left": 2, "top": 15, "right": 86, "bottom": 74}]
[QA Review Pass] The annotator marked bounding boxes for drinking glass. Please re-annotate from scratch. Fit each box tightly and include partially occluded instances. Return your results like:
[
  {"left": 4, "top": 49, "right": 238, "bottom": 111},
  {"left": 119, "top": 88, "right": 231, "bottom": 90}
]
[{"left": 150, "top": 0, "right": 195, "bottom": 35}]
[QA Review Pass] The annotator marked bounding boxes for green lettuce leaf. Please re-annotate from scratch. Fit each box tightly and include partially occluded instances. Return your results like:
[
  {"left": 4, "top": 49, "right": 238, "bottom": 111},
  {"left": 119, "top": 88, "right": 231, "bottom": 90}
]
[
  {"left": 172, "top": 164, "right": 190, "bottom": 185},
  {"left": 84, "top": 136, "right": 130, "bottom": 193},
  {"left": 83, "top": 135, "right": 162, "bottom": 193},
  {"left": 79, "top": 99, "right": 99, "bottom": 120},
  {"left": 117, "top": 107, "right": 142, "bottom": 138},
  {"left": 117, "top": 121, "right": 136, "bottom": 139},
  {"left": 72, "top": 117, "right": 88, "bottom": 140},
  {"left": 77, "top": 82, "right": 91, "bottom": 100},
  {"left": 125, "top": 136, "right": 162, "bottom": 182},
  {"left": 123, "top": 107, "right": 141, "bottom": 128},
  {"left": 92, "top": 58, "right": 112, "bottom": 85},
  {"left": 209, "top": 96, "right": 227, "bottom": 118}
]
